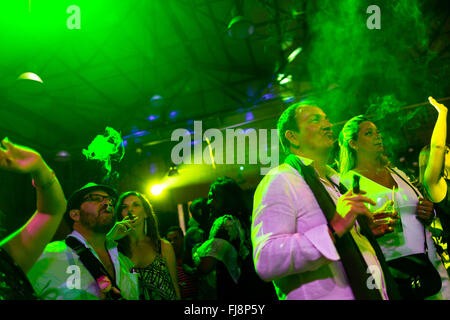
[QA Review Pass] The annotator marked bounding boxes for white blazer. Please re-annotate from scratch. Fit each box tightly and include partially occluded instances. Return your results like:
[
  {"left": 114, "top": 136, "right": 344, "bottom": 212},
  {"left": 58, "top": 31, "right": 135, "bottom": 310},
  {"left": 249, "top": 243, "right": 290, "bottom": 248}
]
[{"left": 252, "top": 163, "right": 357, "bottom": 300}]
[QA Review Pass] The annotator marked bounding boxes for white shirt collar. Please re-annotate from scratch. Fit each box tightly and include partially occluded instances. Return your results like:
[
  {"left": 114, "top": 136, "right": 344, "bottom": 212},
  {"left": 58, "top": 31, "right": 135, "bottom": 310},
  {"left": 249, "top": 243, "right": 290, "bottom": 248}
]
[
  {"left": 68, "top": 230, "right": 118, "bottom": 251},
  {"left": 296, "top": 155, "right": 340, "bottom": 184},
  {"left": 68, "top": 230, "right": 122, "bottom": 283}
]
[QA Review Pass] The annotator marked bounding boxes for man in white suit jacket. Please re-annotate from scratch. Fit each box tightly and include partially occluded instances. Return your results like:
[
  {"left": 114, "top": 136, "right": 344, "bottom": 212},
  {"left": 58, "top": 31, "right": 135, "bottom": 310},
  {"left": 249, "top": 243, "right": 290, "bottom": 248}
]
[{"left": 252, "top": 100, "right": 400, "bottom": 300}]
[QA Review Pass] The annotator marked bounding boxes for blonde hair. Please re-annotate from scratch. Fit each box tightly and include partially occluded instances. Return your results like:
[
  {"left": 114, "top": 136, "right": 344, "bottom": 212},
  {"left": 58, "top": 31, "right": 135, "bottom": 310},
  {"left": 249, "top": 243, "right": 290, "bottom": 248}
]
[
  {"left": 338, "top": 115, "right": 368, "bottom": 174},
  {"left": 338, "top": 115, "right": 390, "bottom": 174}
]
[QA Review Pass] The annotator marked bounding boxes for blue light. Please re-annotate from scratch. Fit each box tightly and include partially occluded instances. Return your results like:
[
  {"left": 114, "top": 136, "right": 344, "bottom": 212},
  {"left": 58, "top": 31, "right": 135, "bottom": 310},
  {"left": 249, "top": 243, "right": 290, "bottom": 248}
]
[
  {"left": 57, "top": 151, "right": 70, "bottom": 157},
  {"left": 150, "top": 95, "right": 164, "bottom": 108},
  {"left": 283, "top": 96, "right": 295, "bottom": 103},
  {"left": 131, "top": 131, "right": 149, "bottom": 137},
  {"left": 262, "top": 93, "right": 275, "bottom": 100},
  {"left": 151, "top": 95, "right": 162, "bottom": 101},
  {"left": 150, "top": 163, "right": 157, "bottom": 174},
  {"left": 147, "top": 115, "right": 159, "bottom": 121},
  {"left": 169, "top": 111, "right": 178, "bottom": 118},
  {"left": 247, "top": 86, "right": 254, "bottom": 97},
  {"left": 245, "top": 112, "right": 254, "bottom": 121},
  {"left": 240, "top": 128, "right": 253, "bottom": 134},
  {"left": 123, "top": 130, "right": 150, "bottom": 139}
]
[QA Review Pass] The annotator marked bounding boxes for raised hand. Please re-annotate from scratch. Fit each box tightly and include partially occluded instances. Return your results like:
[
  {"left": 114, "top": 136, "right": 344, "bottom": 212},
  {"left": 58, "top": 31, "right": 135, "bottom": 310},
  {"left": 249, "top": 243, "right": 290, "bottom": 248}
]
[
  {"left": 0, "top": 137, "right": 44, "bottom": 174},
  {"left": 429, "top": 96, "right": 448, "bottom": 114}
]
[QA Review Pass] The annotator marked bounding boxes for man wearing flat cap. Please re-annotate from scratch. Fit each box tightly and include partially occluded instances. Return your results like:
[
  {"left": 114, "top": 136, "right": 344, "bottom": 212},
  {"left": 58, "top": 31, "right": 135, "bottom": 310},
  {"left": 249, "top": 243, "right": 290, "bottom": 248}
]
[{"left": 27, "top": 183, "right": 139, "bottom": 300}]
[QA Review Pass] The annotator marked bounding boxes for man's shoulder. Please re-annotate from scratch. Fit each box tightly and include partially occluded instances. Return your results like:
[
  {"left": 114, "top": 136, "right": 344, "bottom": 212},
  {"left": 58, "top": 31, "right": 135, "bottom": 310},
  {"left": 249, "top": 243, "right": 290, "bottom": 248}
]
[
  {"left": 260, "top": 163, "right": 300, "bottom": 180},
  {"left": 27, "top": 241, "right": 73, "bottom": 283},
  {"left": 43, "top": 240, "right": 70, "bottom": 254},
  {"left": 252, "top": 164, "right": 311, "bottom": 206},
  {"left": 256, "top": 163, "right": 304, "bottom": 189},
  {"left": 29, "top": 241, "right": 72, "bottom": 268},
  {"left": 30, "top": 241, "right": 72, "bottom": 267}
]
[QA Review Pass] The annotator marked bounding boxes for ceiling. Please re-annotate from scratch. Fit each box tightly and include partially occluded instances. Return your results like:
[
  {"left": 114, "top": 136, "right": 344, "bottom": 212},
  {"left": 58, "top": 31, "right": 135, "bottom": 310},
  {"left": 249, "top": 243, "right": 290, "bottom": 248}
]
[
  {"left": 0, "top": 0, "right": 449, "bottom": 232},
  {"left": 0, "top": 0, "right": 301, "bottom": 153},
  {"left": 0, "top": 0, "right": 448, "bottom": 165}
]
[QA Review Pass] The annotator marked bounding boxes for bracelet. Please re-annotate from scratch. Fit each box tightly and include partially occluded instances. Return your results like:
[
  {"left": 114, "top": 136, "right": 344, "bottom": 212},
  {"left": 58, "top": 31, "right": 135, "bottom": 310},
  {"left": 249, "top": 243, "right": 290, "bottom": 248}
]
[{"left": 32, "top": 170, "right": 57, "bottom": 190}]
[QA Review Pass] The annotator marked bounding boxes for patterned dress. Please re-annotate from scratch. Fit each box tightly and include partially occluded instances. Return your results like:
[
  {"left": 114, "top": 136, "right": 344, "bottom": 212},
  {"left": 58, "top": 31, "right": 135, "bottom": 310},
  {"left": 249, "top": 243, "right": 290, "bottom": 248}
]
[
  {"left": 0, "top": 247, "right": 37, "bottom": 300},
  {"left": 131, "top": 240, "right": 177, "bottom": 300}
]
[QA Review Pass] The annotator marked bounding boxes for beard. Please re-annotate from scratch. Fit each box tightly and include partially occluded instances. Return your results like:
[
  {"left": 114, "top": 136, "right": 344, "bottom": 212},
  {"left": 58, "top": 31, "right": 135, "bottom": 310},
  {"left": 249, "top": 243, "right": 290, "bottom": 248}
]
[{"left": 79, "top": 209, "right": 115, "bottom": 234}]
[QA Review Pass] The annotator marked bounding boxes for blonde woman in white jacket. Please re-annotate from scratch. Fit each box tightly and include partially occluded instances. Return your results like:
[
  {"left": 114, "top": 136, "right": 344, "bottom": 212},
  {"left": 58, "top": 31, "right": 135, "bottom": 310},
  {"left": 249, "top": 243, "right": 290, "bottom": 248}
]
[{"left": 339, "top": 113, "right": 450, "bottom": 300}]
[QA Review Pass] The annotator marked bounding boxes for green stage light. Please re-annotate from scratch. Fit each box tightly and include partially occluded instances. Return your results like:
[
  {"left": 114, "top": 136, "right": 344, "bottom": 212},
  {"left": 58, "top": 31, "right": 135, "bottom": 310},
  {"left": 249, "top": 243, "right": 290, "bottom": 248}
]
[
  {"left": 18, "top": 72, "right": 43, "bottom": 83},
  {"left": 287, "top": 47, "right": 302, "bottom": 63},
  {"left": 150, "top": 184, "right": 166, "bottom": 196}
]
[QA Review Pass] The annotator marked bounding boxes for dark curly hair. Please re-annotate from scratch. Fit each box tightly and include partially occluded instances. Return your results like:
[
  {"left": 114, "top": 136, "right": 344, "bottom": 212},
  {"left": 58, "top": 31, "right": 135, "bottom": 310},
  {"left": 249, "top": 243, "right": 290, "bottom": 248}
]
[{"left": 209, "top": 177, "right": 250, "bottom": 231}]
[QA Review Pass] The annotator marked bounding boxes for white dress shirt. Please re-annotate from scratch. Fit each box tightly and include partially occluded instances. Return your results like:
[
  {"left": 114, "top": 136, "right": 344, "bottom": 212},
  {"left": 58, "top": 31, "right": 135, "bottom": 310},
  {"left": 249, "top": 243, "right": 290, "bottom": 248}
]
[
  {"left": 27, "top": 231, "right": 139, "bottom": 300},
  {"left": 252, "top": 156, "right": 388, "bottom": 300}
]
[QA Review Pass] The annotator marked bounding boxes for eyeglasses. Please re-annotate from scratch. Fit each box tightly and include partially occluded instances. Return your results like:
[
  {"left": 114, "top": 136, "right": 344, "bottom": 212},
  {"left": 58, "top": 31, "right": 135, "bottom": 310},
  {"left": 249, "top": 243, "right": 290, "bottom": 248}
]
[{"left": 82, "top": 193, "right": 116, "bottom": 205}]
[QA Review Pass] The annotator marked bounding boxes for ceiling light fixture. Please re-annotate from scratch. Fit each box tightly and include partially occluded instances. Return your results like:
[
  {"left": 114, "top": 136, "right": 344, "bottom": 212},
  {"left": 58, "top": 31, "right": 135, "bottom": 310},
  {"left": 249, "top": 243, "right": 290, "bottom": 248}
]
[{"left": 17, "top": 72, "right": 43, "bottom": 83}]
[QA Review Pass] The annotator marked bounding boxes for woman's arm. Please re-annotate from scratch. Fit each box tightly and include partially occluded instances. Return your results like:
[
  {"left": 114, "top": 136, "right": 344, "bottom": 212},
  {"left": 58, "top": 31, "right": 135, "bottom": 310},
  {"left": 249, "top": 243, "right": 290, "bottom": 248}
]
[
  {"left": 423, "top": 97, "right": 448, "bottom": 203},
  {"left": 0, "top": 138, "right": 67, "bottom": 273},
  {"left": 161, "top": 239, "right": 181, "bottom": 299}
]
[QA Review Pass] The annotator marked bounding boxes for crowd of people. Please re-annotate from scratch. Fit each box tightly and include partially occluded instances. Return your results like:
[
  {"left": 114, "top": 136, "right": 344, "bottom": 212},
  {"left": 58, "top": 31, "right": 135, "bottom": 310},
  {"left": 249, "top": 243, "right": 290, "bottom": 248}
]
[{"left": 0, "top": 96, "right": 449, "bottom": 300}]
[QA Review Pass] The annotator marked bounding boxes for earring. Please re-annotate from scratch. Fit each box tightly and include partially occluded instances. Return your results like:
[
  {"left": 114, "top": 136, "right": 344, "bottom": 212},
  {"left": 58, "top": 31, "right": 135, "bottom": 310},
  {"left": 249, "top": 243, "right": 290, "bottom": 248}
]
[{"left": 144, "top": 218, "right": 148, "bottom": 235}]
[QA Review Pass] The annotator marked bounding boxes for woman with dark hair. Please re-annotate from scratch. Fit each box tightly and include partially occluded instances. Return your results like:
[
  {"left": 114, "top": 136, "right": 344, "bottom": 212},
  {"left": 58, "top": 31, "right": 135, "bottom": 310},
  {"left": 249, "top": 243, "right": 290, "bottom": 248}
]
[
  {"left": 419, "top": 97, "right": 450, "bottom": 252},
  {"left": 193, "top": 177, "right": 276, "bottom": 300},
  {"left": 338, "top": 112, "right": 450, "bottom": 299},
  {"left": 184, "top": 197, "right": 209, "bottom": 267},
  {"left": 107, "top": 191, "right": 180, "bottom": 300},
  {"left": 188, "top": 197, "right": 212, "bottom": 234}
]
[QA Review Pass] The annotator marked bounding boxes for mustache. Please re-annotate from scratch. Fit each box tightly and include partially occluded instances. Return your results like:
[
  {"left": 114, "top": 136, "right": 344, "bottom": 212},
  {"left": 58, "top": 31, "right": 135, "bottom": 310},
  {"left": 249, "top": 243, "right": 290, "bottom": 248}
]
[
  {"left": 320, "top": 126, "right": 334, "bottom": 136},
  {"left": 101, "top": 203, "right": 114, "bottom": 213}
]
